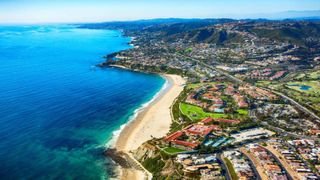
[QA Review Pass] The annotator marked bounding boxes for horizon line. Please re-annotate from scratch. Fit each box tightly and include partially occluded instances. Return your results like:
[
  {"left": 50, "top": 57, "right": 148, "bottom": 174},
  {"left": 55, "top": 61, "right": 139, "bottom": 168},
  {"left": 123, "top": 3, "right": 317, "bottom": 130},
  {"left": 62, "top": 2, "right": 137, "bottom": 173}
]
[{"left": 1, "top": 10, "right": 320, "bottom": 25}]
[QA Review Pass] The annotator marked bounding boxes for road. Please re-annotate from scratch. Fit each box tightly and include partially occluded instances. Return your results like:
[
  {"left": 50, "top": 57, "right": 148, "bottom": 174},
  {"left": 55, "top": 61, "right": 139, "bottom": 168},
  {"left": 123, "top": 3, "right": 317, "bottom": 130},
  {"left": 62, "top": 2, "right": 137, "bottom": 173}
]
[
  {"left": 264, "top": 88, "right": 320, "bottom": 122},
  {"left": 283, "top": 141, "right": 320, "bottom": 177},
  {"left": 260, "top": 145, "right": 294, "bottom": 180},
  {"left": 250, "top": 108, "right": 319, "bottom": 141},
  {"left": 263, "top": 144, "right": 300, "bottom": 180},
  {"left": 240, "top": 147, "right": 269, "bottom": 180},
  {"left": 237, "top": 149, "right": 262, "bottom": 180},
  {"left": 176, "top": 53, "right": 243, "bottom": 84}
]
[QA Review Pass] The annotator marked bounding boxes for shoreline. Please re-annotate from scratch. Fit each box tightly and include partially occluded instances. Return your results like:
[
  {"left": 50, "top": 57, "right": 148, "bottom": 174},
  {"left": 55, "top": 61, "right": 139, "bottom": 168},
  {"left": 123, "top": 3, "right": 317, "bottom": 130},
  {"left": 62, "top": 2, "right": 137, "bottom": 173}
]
[
  {"left": 108, "top": 64, "right": 129, "bottom": 70},
  {"left": 115, "top": 74, "right": 184, "bottom": 152},
  {"left": 111, "top": 72, "right": 185, "bottom": 180},
  {"left": 106, "top": 71, "right": 170, "bottom": 148}
]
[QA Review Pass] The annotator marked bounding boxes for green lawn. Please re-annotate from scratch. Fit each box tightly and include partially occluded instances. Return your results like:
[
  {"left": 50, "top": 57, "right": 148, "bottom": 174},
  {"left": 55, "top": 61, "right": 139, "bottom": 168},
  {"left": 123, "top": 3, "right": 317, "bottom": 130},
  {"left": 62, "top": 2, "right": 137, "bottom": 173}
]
[
  {"left": 186, "top": 82, "right": 227, "bottom": 90},
  {"left": 224, "top": 157, "right": 238, "bottom": 180},
  {"left": 269, "top": 80, "right": 320, "bottom": 115},
  {"left": 237, "top": 109, "right": 248, "bottom": 116},
  {"left": 286, "top": 81, "right": 320, "bottom": 94},
  {"left": 309, "top": 71, "right": 320, "bottom": 79},
  {"left": 285, "top": 81, "right": 320, "bottom": 113},
  {"left": 255, "top": 80, "right": 272, "bottom": 87},
  {"left": 187, "top": 82, "right": 215, "bottom": 90},
  {"left": 162, "top": 147, "right": 185, "bottom": 154},
  {"left": 180, "top": 103, "right": 228, "bottom": 121},
  {"left": 293, "top": 70, "right": 320, "bottom": 81}
]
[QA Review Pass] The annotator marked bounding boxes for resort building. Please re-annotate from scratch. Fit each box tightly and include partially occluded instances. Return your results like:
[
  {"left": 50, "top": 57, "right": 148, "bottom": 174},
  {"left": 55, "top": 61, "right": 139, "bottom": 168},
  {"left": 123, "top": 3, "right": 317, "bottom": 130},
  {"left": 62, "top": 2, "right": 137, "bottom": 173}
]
[
  {"left": 200, "top": 117, "right": 240, "bottom": 125},
  {"left": 164, "top": 122, "right": 221, "bottom": 150}
]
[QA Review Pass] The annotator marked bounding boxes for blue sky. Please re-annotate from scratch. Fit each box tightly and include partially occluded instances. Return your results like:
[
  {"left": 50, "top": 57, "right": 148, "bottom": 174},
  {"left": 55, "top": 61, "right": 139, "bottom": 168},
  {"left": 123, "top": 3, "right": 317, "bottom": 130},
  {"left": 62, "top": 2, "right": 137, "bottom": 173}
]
[{"left": 0, "top": 0, "right": 320, "bottom": 23}]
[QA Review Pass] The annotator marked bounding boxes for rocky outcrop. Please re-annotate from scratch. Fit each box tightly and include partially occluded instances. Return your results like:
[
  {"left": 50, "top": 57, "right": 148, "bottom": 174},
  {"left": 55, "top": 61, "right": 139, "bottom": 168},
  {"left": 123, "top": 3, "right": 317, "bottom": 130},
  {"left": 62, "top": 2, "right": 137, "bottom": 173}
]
[
  {"left": 132, "top": 141, "right": 184, "bottom": 179},
  {"left": 133, "top": 142, "right": 158, "bottom": 162}
]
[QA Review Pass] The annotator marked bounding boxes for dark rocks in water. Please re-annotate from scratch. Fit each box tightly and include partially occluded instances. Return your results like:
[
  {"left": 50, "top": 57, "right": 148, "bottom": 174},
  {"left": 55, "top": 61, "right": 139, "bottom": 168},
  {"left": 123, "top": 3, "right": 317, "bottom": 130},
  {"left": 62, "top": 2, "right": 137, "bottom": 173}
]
[
  {"left": 104, "top": 148, "right": 144, "bottom": 171},
  {"left": 98, "top": 52, "right": 120, "bottom": 67},
  {"left": 97, "top": 59, "right": 115, "bottom": 68},
  {"left": 103, "top": 52, "right": 118, "bottom": 60},
  {"left": 104, "top": 148, "right": 131, "bottom": 169}
]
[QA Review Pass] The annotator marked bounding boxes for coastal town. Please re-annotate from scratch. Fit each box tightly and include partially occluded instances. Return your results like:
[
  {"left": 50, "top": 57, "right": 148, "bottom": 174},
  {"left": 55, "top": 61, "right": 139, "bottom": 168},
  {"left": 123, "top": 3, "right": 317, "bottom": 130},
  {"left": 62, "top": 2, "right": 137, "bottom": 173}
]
[
  {"left": 84, "top": 19, "right": 320, "bottom": 179},
  {"left": 3, "top": 0, "right": 320, "bottom": 179}
]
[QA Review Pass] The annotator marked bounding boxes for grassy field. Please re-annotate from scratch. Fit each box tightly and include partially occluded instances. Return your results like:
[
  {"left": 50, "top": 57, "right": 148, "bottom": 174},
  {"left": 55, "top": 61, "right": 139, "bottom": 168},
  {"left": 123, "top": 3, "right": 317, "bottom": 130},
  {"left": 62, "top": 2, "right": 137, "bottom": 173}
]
[
  {"left": 254, "top": 70, "right": 320, "bottom": 116},
  {"left": 180, "top": 103, "right": 228, "bottom": 121},
  {"left": 255, "top": 81, "right": 273, "bottom": 87},
  {"left": 224, "top": 157, "right": 238, "bottom": 180},
  {"left": 293, "top": 69, "right": 320, "bottom": 81},
  {"left": 269, "top": 80, "right": 320, "bottom": 115},
  {"left": 309, "top": 71, "right": 320, "bottom": 79},
  {"left": 286, "top": 81, "right": 320, "bottom": 94},
  {"left": 285, "top": 81, "right": 320, "bottom": 113},
  {"left": 186, "top": 82, "right": 220, "bottom": 90},
  {"left": 237, "top": 109, "right": 248, "bottom": 116},
  {"left": 162, "top": 147, "right": 185, "bottom": 154}
]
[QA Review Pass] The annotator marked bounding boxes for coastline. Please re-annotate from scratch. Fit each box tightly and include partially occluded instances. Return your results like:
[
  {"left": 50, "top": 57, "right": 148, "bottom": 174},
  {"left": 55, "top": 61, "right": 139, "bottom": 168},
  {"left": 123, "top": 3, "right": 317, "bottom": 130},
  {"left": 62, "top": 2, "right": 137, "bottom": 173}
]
[
  {"left": 111, "top": 72, "right": 186, "bottom": 180},
  {"left": 115, "top": 74, "right": 185, "bottom": 150},
  {"left": 108, "top": 64, "right": 129, "bottom": 70}
]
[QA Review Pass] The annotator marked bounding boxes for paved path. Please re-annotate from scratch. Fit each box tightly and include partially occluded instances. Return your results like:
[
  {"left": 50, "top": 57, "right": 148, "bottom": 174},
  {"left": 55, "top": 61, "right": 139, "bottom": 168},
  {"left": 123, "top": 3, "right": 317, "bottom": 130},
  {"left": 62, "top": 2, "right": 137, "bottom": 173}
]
[{"left": 127, "top": 152, "right": 153, "bottom": 180}]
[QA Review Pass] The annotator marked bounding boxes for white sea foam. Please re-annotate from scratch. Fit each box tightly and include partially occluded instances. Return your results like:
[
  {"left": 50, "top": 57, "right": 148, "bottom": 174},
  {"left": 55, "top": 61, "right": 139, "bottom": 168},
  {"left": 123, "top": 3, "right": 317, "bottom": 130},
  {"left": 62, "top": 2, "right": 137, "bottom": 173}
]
[{"left": 105, "top": 75, "right": 169, "bottom": 148}]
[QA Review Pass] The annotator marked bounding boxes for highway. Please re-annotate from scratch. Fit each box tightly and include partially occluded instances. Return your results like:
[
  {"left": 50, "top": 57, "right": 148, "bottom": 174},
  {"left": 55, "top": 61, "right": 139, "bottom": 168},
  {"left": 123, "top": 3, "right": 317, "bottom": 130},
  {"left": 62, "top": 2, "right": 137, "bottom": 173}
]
[
  {"left": 176, "top": 53, "right": 243, "bottom": 84},
  {"left": 265, "top": 88, "right": 320, "bottom": 122}
]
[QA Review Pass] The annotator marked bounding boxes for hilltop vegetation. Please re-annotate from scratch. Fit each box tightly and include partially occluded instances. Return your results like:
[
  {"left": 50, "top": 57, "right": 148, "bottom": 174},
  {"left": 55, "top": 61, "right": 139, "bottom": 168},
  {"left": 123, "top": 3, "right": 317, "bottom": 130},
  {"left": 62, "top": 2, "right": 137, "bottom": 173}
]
[{"left": 81, "top": 18, "right": 320, "bottom": 47}]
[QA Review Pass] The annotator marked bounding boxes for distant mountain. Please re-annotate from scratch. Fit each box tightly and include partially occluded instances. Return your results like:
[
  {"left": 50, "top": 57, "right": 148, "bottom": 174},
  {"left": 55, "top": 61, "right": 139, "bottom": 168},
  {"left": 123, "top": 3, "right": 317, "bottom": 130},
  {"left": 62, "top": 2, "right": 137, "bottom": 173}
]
[
  {"left": 78, "top": 18, "right": 236, "bottom": 31},
  {"left": 245, "top": 10, "right": 320, "bottom": 20},
  {"left": 79, "top": 17, "right": 320, "bottom": 46},
  {"left": 78, "top": 10, "right": 320, "bottom": 30}
]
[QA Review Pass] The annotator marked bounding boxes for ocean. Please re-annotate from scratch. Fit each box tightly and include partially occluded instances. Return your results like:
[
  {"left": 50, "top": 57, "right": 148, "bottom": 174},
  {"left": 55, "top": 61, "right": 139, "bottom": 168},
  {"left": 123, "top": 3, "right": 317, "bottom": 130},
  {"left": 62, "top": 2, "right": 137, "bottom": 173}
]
[{"left": 0, "top": 25, "right": 165, "bottom": 179}]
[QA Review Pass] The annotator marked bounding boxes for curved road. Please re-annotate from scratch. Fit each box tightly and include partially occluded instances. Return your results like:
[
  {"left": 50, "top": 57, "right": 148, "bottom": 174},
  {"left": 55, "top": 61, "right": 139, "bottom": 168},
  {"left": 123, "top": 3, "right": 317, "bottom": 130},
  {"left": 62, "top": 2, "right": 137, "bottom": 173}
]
[{"left": 265, "top": 88, "right": 320, "bottom": 122}]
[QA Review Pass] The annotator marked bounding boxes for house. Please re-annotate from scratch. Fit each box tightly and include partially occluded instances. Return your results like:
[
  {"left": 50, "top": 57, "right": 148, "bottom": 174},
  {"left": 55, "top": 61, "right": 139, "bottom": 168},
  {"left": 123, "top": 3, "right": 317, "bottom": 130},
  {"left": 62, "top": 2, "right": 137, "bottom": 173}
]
[
  {"left": 200, "top": 117, "right": 240, "bottom": 125},
  {"left": 309, "top": 129, "right": 320, "bottom": 136},
  {"left": 200, "top": 117, "right": 213, "bottom": 125},
  {"left": 214, "top": 118, "right": 240, "bottom": 125}
]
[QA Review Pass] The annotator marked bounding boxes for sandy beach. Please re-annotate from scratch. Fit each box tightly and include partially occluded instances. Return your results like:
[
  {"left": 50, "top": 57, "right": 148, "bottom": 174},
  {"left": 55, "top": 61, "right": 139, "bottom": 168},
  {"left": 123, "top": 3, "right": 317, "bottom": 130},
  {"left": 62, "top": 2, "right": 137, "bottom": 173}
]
[{"left": 114, "top": 74, "right": 186, "bottom": 179}]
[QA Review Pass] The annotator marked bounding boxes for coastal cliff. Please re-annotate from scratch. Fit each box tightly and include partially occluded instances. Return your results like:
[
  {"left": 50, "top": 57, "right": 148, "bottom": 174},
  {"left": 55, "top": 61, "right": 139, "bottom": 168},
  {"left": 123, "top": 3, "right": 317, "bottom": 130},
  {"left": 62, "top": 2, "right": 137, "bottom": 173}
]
[
  {"left": 99, "top": 59, "right": 186, "bottom": 76},
  {"left": 132, "top": 140, "right": 184, "bottom": 179}
]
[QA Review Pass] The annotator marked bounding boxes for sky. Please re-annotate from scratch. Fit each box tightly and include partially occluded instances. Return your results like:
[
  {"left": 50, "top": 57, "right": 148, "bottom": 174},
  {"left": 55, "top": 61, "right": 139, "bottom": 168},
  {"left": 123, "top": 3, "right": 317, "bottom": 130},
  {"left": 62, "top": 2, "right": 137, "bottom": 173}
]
[{"left": 0, "top": 0, "right": 320, "bottom": 24}]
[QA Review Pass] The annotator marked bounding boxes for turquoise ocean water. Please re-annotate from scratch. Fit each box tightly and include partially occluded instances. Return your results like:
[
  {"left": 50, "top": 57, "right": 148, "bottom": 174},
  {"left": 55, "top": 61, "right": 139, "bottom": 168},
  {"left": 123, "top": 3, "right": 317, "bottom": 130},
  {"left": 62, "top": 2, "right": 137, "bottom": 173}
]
[{"left": 0, "top": 25, "right": 165, "bottom": 179}]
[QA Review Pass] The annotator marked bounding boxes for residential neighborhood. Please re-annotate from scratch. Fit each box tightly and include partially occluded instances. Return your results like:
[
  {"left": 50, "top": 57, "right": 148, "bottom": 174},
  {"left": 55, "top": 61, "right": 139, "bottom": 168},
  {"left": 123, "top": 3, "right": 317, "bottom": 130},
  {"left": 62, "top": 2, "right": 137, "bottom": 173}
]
[{"left": 92, "top": 18, "right": 320, "bottom": 180}]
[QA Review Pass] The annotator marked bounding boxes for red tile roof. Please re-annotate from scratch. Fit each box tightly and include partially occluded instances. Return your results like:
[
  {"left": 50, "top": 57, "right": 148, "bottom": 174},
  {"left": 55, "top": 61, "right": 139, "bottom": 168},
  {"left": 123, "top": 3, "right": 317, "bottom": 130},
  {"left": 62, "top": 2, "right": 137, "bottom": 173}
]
[
  {"left": 184, "top": 124, "right": 218, "bottom": 136},
  {"left": 173, "top": 140, "right": 199, "bottom": 149},
  {"left": 214, "top": 118, "right": 240, "bottom": 124},
  {"left": 164, "top": 131, "right": 183, "bottom": 142},
  {"left": 201, "top": 117, "right": 213, "bottom": 124},
  {"left": 309, "top": 129, "right": 320, "bottom": 135}
]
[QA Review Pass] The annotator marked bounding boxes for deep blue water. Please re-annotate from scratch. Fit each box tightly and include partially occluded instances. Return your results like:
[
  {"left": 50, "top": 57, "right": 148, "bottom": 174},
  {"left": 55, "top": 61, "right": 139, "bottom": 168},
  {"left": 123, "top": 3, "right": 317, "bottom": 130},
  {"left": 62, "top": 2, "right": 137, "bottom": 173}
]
[
  {"left": 288, "top": 84, "right": 312, "bottom": 91},
  {"left": 0, "top": 25, "right": 165, "bottom": 179},
  {"left": 300, "top": 85, "right": 311, "bottom": 91}
]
